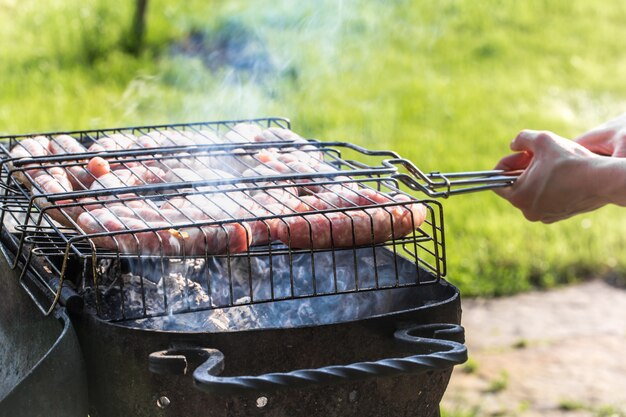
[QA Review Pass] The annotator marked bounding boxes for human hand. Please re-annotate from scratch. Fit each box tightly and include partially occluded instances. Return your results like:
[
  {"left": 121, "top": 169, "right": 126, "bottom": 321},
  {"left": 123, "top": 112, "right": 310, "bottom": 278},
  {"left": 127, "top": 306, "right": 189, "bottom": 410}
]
[
  {"left": 493, "top": 130, "right": 615, "bottom": 223},
  {"left": 575, "top": 113, "right": 626, "bottom": 157}
]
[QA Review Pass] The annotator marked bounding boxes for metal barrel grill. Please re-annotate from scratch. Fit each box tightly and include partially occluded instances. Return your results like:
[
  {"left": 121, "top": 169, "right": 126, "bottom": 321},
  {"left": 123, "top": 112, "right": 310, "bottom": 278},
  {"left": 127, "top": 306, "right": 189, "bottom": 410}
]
[{"left": 0, "top": 118, "right": 516, "bottom": 417}]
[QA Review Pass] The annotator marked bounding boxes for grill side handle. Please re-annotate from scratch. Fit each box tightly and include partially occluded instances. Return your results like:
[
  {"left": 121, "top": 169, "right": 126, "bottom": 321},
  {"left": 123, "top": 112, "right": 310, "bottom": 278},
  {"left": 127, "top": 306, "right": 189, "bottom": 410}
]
[{"left": 183, "top": 323, "right": 467, "bottom": 395}]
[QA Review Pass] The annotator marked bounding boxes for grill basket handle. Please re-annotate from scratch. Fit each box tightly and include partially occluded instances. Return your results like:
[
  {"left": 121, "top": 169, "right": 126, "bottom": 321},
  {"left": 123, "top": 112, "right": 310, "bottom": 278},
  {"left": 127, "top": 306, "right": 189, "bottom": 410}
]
[
  {"left": 387, "top": 158, "right": 520, "bottom": 198},
  {"left": 189, "top": 323, "right": 467, "bottom": 395}
]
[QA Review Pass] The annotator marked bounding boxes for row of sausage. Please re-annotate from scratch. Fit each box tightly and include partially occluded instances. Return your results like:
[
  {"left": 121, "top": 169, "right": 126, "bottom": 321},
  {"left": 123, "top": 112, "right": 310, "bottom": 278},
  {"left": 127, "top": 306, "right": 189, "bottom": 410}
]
[{"left": 6, "top": 124, "right": 427, "bottom": 256}]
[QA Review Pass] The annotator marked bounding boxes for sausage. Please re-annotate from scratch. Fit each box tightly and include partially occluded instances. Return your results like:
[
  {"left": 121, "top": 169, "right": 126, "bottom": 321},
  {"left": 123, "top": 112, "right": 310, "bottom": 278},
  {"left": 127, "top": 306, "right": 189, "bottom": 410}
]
[
  {"left": 47, "top": 135, "right": 97, "bottom": 189},
  {"left": 161, "top": 192, "right": 246, "bottom": 221},
  {"left": 241, "top": 164, "right": 299, "bottom": 200},
  {"left": 88, "top": 133, "right": 137, "bottom": 152},
  {"left": 255, "top": 157, "right": 356, "bottom": 195},
  {"left": 31, "top": 171, "right": 77, "bottom": 225},
  {"left": 279, "top": 188, "right": 406, "bottom": 213},
  {"left": 193, "top": 130, "right": 222, "bottom": 144},
  {"left": 254, "top": 128, "right": 323, "bottom": 165},
  {"left": 32, "top": 171, "right": 73, "bottom": 195},
  {"left": 161, "top": 189, "right": 285, "bottom": 247},
  {"left": 244, "top": 188, "right": 425, "bottom": 247},
  {"left": 134, "top": 130, "right": 227, "bottom": 172},
  {"left": 89, "top": 166, "right": 166, "bottom": 190},
  {"left": 88, "top": 133, "right": 141, "bottom": 170},
  {"left": 48, "top": 135, "right": 86, "bottom": 155},
  {"left": 273, "top": 193, "right": 427, "bottom": 249},
  {"left": 136, "top": 130, "right": 201, "bottom": 148},
  {"left": 255, "top": 127, "right": 307, "bottom": 143},
  {"left": 9, "top": 137, "right": 49, "bottom": 159},
  {"left": 8, "top": 137, "right": 52, "bottom": 187},
  {"left": 224, "top": 123, "right": 263, "bottom": 143},
  {"left": 164, "top": 167, "right": 234, "bottom": 188},
  {"left": 77, "top": 207, "right": 251, "bottom": 255},
  {"left": 87, "top": 156, "right": 111, "bottom": 178}
]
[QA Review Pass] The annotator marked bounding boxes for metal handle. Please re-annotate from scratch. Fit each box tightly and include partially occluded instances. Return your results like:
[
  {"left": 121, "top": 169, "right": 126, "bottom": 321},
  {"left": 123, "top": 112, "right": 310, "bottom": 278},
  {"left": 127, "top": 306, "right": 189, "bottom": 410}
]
[
  {"left": 189, "top": 323, "right": 467, "bottom": 395},
  {"left": 388, "top": 158, "right": 520, "bottom": 198},
  {"left": 149, "top": 347, "right": 224, "bottom": 376}
]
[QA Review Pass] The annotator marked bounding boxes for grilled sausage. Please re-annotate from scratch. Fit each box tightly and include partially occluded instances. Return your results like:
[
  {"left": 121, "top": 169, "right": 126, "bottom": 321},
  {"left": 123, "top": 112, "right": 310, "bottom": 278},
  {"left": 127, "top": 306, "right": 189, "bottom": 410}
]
[
  {"left": 254, "top": 128, "right": 324, "bottom": 165},
  {"left": 47, "top": 134, "right": 98, "bottom": 189},
  {"left": 8, "top": 137, "right": 52, "bottom": 188},
  {"left": 273, "top": 193, "right": 427, "bottom": 249},
  {"left": 87, "top": 156, "right": 111, "bottom": 178},
  {"left": 88, "top": 133, "right": 137, "bottom": 152},
  {"left": 88, "top": 133, "right": 141, "bottom": 170},
  {"left": 89, "top": 166, "right": 166, "bottom": 191},
  {"left": 76, "top": 207, "right": 251, "bottom": 255}
]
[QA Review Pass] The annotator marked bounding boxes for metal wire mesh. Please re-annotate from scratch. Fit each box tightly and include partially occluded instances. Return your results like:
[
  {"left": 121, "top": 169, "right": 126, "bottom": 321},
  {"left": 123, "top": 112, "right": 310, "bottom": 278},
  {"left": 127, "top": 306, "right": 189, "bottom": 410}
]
[{"left": 0, "top": 118, "right": 446, "bottom": 321}]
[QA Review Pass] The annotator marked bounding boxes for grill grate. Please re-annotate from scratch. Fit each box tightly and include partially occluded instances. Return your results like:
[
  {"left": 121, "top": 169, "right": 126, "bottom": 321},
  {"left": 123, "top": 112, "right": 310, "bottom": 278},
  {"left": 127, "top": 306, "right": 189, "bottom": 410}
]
[{"left": 0, "top": 117, "right": 457, "bottom": 321}]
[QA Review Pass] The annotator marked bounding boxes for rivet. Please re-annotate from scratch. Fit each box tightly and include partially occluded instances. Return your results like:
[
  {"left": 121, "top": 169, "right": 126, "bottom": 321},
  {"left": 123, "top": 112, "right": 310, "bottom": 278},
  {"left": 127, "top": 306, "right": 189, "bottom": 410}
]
[
  {"left": 256, "top": 396, "right": 268, "bottom": 408},
  {"left": 349, "top": 390, "right": 358, "bottom": 402},
  {"left": 156, "top": 396, "right": 171, "bottom": 409}
]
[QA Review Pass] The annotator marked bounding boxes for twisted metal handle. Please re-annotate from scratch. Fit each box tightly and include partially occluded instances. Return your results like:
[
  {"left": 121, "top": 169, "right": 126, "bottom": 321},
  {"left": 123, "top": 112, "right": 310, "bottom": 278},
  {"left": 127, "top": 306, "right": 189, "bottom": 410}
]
[
  {"left": 387, "top": 158, "right": 520, "bottom": 198},
  {"left": 190, "top": 323, "right": 467, "bottom": 395}
]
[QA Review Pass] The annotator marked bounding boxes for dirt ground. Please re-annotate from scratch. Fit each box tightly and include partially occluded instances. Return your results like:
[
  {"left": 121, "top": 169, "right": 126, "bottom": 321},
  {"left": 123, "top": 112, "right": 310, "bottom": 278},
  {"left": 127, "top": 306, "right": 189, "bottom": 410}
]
[{"left": 441, "top": 280, "right": 626, "bottom": 417}]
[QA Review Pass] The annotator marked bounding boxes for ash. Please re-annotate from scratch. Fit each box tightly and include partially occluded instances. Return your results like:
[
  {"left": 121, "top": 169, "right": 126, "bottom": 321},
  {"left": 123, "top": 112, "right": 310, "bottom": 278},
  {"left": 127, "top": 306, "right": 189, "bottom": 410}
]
[{"left": 95, "top": 246, "right": 423, "bottom": 329}]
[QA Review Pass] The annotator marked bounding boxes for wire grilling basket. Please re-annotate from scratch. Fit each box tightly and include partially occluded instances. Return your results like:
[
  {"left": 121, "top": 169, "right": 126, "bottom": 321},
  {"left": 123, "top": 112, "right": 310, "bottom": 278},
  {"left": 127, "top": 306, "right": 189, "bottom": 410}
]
[{"left": 0, "top": 117, "right": 516, "bottom": 322}]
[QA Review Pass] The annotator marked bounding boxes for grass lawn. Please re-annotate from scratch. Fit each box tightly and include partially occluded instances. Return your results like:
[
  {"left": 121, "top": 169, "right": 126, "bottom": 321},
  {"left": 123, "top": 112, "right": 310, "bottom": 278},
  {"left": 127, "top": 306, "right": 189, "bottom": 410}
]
[{"left": 2, "top": 0, "right": 626, "bottom": 295}]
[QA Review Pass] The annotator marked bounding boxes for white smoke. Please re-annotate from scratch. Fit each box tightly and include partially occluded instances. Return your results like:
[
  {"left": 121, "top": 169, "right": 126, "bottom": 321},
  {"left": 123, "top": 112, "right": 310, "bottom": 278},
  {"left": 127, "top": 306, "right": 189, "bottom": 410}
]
[{"left": 164, "top": 0, "right": 353, "bottom": 121}]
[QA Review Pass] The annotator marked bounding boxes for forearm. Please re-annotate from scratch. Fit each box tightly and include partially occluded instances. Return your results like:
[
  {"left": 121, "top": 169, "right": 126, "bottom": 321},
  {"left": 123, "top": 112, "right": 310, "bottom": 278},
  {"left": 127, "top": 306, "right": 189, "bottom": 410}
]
[{"left": 597, "top": 157, "right": 626, "bottom": 207}]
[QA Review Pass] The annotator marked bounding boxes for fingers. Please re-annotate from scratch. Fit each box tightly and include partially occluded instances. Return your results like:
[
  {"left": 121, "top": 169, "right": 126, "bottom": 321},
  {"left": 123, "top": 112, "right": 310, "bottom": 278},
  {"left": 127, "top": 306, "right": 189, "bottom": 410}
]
[
  {"left": 510, "top": 129, "right": 565, "bottom": 152},
  {"left": 494, "top": 151, "right": 532, "bottom": 171},
  {"left": 613, "top": 140, "right": 626, "bottom": 158},
  {"left": 492, "top": 131, "right": 539, "bottom": 199},
  {"left": 492, "top": 131, "right": 542, "bottom": 198},
  {"left": 610, "top": 130, "right": 626, "bottom": 157},
  {"left": 574, "top": 128, "right": 612, "bottom": 154}
]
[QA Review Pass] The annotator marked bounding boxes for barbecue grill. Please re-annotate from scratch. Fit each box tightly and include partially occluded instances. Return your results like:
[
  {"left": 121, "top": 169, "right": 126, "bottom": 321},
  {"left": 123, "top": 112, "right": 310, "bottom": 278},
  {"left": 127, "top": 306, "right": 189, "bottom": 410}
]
[{"left": 0, "top": 117, "right": 516, "bottom": 417}]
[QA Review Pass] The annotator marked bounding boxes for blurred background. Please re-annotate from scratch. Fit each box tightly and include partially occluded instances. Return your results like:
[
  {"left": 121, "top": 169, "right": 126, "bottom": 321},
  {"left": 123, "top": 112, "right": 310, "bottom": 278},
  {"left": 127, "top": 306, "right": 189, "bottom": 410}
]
[{"left": 2, "top": 0, "right": 626, "bottom": 414}]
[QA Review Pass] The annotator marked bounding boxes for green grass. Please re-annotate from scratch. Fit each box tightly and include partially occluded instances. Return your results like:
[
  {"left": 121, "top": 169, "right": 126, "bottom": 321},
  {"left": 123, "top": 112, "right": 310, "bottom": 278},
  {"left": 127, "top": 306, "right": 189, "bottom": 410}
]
[
  {"left": 558, "top": 401, "right": 626, "bottom": 417},
  {"left": 441, "top": 408, "right": 480, "bottom": 417},
  {"left": 485, "top": 371, "right": 509, "bottom": 394},
  {"left": 2, "top": 0, "right": 626, "bottom": 295},
  {"left": 460, "top": 356, "right": 479, "bottom": 374},
  {"left": 558, "top": 399, "right": 587, "bottom": 411}
]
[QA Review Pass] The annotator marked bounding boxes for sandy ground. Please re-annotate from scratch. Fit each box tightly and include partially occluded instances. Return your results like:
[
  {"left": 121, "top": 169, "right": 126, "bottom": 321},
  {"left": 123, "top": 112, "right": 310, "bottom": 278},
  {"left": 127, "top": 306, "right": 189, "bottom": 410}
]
[{"left": 441, "top": 280, "right": 626, "bottom": 417}]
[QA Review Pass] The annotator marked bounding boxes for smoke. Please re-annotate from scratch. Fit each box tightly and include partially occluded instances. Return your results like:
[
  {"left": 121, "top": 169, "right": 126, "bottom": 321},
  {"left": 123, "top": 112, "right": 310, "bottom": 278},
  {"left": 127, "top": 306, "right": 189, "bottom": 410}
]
[{"left": 161, "top": 0, "right": 352, "bottom": 121}]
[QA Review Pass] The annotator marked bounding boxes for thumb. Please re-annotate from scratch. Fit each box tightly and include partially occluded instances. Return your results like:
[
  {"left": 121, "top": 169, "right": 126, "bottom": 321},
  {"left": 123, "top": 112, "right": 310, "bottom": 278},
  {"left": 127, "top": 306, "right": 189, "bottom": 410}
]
[
  {"left": 494, "top": 151, "right": 532, "bottom": 171},
  {"left": 510, "top": 130, "right": 544, "bottom": 153}
]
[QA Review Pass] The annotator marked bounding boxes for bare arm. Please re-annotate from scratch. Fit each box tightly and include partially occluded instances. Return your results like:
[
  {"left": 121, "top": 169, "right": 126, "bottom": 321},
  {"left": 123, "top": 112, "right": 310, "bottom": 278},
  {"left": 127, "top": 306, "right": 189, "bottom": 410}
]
[{"left": 574, "top": 113, "right": 626, "bottom": 157}]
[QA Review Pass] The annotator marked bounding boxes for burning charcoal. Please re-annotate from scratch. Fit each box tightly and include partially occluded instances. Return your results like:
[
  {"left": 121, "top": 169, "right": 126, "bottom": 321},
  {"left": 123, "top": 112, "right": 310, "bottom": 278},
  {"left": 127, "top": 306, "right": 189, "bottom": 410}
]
[
  {"left": 96, "top": 258, "right": 212, "bottom": 319},
  {"left": 123, "top": 274, "right": 159, "bottom": 317},
  {"left": 306, "top": 249, "right": 359, "bottom": 293},
  {"left": 157, "top": 305, "right": 233, "bottom": 332},
  {"left": 157, "top": 273, "right": 211, "bottom": 312},
  {"left": 295, "top": 301, "right": 315, "bottom": 323},
  {"left": 232, "top": 256, "right": 273, "bottom": 302},
  {"left": 205, "top": 255, "right": 274, "bottom": 306}
]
